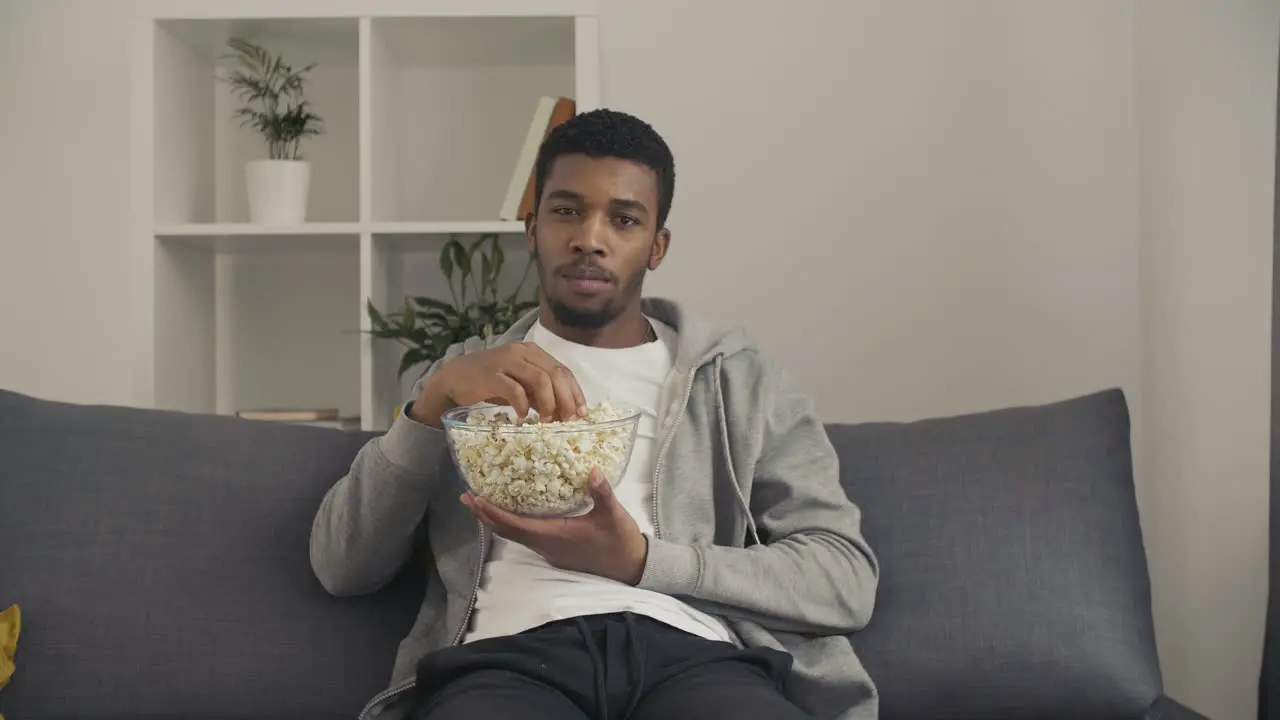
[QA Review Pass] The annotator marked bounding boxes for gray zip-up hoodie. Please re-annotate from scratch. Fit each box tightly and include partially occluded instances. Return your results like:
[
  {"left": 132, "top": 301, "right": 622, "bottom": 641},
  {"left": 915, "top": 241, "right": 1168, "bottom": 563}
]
[{"left": 310, "top": 297, "right": 880, "bottom": 720}]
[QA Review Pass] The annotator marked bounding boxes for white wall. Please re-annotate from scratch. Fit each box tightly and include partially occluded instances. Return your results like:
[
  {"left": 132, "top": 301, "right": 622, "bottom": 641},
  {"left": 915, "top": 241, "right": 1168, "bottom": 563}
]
[
  {"left": 602, "top": 0, "right": 1143, "bottom": 424},
  {"left": 0, "top": 1, "right": 134, "bottom": 405},
  {"left": 1136, "top": 2, "right": 1279, "bottom": 719},
  {"left": 0, "top": 2, "right": 1274, "bottom": 719}
]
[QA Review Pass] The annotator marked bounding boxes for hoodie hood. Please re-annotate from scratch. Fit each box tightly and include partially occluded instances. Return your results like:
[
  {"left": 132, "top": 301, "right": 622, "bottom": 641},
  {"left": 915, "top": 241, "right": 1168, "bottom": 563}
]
[{"left": 490, "top": 297, "right": 755, "bottom": 374}]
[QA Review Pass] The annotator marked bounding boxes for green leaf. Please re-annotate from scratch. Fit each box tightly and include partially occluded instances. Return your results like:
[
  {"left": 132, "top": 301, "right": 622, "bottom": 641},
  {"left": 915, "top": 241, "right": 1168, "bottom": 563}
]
[
  {"left": 398, "top": 347, "right": 432, "bottom": 378},
  {"left": 452, "top": 240, "right": 471, "bottom": 276},
  {"left": 439, "top": 242, "right": 455, "bottom": 279},
  {"left": 492, "top": 242, "right": 506, "bottom": 287},
  {"left": 365, "top": 299, "right": 388, "bottom": 328},
  {"left": 217, "top": 37, "right": 323, "bottom": 162},
  {"left": 432, "top": 332, "right": 454, "bottom": 357},
  {"left": 407, "top": 326, "right": 431, "bottom": 346},
  {"left": 411, "top": 296, "right": 455, "bottom": 313},
  {"left": 413, "top": 309, "right": 451, "bottom": 325},
  {"left": 480, "top": 255, "right": 493, "bottom": 297},
  {"left": 468, "top": 234, "right": 489, "bottom": 263}
]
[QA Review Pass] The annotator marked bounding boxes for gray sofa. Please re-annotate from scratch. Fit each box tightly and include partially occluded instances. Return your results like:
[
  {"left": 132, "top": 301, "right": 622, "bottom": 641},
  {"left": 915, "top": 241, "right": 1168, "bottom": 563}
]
[{"left": 0, "top": 386, "right": 1211, "bottom": 719}]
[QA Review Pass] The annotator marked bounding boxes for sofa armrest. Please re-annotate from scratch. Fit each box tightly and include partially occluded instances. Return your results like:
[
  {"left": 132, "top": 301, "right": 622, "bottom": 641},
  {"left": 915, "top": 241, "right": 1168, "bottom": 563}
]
[{"left": 1146, "top": 695, "right": 1213, "bottom": 720}]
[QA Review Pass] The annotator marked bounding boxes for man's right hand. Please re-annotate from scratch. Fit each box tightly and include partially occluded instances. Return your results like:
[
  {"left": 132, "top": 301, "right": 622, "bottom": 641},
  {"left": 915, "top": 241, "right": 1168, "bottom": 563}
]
[{"left": 409, "top": 342, "right": 588, "bottom": 429}]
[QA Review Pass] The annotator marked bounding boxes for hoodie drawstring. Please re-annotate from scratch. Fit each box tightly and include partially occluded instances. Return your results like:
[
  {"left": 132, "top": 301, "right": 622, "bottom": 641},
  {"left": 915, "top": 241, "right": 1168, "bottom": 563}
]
[{"left": 712, "top": 354, "right": 761, "bottom": 547}]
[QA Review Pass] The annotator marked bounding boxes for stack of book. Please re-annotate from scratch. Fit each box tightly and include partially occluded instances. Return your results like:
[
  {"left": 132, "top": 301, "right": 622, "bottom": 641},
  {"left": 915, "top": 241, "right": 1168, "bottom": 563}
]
[{"left": 235, "top": 408, "right": 361, "bottom": 431}]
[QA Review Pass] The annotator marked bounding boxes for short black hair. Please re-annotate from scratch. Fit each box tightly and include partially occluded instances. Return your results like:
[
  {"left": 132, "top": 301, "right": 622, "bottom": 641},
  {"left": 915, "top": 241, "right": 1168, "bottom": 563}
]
[{"left": 532, "top": 108, "right": 676, "bottom": 228}]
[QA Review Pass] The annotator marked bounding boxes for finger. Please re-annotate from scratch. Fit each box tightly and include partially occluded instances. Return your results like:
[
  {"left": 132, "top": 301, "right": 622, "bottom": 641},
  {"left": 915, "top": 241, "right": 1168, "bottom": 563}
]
[
  {"left": 585, "top": 468, "right": 619, "bottom": 512},
  {"left": 549, "top": 365, "right": 585, "bottom": 421},
  {"left": 503, "top": 361, "right": 557, "bottom": 421},
  {"left": 514, "top": 345, "right": 566, "bottom": 418},
  {"left": 490, "top": 372, "right": 530, "bottom": 421},
  {"left": 462, "top": 494, "right": 515, "bottom": 538},
  {"left": 522, "top": 345, "right": 588, "bottom": 420},
  {"left": 567, "top": 366, "right": 588, "bottom": 418},
  {"left": 473, "top": 497, "right": 559, "bottom": 545},
  {"left": 461, "top": 493, "right": 498, "bottom": 531}
]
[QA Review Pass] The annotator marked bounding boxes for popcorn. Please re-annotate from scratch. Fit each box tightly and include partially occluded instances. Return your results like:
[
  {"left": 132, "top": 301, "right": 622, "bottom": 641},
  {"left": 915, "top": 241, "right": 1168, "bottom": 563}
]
[{"left": 446, "top": 400, "right": 638, "bottom": 516}]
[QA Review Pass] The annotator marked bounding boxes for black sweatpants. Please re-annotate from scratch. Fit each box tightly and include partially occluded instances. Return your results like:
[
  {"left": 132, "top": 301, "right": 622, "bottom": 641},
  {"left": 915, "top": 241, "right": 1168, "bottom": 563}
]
[{"left": 413, "top": 612, "right": 813, "bottom": 720}]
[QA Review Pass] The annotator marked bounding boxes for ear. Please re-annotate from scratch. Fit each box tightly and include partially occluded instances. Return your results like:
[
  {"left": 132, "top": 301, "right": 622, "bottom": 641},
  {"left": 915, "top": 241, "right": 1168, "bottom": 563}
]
[
  {"left": 648, "top": 228, "right": 671, "bottom": 271},
  {"left": 525, "top": 211, "right": 537, "bottom": 253}
]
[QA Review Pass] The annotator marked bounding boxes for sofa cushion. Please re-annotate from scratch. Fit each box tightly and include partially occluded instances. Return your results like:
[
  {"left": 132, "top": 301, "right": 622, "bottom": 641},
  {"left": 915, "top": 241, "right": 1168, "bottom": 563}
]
[
  {"left": 0, "top": 390, "right": 424, "bottom": 720},
  {"left": 834, "top": 388, "right": 1162, "bottom": 720}
]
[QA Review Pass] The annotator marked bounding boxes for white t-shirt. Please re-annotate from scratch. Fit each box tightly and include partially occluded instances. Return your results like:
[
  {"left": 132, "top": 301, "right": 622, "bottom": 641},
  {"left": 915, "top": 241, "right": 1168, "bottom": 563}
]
[{"left": 461, "top": 316, "right": 735, "bottom": 645}]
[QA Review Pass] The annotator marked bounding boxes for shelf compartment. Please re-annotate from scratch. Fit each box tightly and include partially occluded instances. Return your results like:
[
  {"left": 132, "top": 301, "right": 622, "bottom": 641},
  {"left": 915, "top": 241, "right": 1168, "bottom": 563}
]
[
  {"left": 153, "top": 17, "right": 360, "bottom": 225},
  {"left": 360, "top": 229, "right": 534, "bottom": 429},
  {"left": 154, "top": 238, "right": 362, "bottom": 420},
  {"left": 366, "top": 16, "right": 577, "bottom": 224}
]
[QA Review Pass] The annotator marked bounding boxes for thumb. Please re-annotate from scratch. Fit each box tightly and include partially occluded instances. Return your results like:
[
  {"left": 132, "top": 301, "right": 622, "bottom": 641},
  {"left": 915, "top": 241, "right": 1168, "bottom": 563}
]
[{"left": 586, "top": 468, "right": 619, "bottom": 511}]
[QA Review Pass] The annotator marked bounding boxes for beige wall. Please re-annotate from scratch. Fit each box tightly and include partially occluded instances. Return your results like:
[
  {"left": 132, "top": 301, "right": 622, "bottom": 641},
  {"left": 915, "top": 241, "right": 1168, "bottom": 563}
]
[
  {"left": 1136, "top": 2, "right": 1278, "bottom": 719},
  {"left": 602, "top": 0, "right": 1143, "bottom": 426},
  {"left": 0, "top": 2, "right": 1275, "bottom": 719},
  {"left": 0, "top": 1, "right": 135, "bottom": 405}
]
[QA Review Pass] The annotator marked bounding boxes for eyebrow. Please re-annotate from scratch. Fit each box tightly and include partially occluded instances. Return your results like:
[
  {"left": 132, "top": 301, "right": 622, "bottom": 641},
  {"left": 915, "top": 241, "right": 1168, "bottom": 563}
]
[{"left": 546, "top": 189, "right": 651, "bottom": 217}]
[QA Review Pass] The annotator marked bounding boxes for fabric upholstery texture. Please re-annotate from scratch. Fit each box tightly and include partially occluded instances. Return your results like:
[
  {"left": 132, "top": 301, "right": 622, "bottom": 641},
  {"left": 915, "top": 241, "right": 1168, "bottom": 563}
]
[
  {"left": 0, "top": 390, "right": 424, "bottom": 720},
  {"left": 835, "top": 388, "right": 1162, "bottom": 719},
  {"left": 0, "top": 387, "right": 1163, "bottom": 719}
]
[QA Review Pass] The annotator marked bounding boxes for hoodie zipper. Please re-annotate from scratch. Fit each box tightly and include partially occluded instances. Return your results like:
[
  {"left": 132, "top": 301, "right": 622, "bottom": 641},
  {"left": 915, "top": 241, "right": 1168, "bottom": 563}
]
[
  {"left": 651, "top": 366, "right": 699, "bottom": 539},
  {"left": 453, "top": 521, "right": 487, "bottom": 645},
  {"left": 356, "top": 679, "right": 415, "bottom": 720},
  {"left": 355, "top": 520, "right": 488, "bottom": 720}
]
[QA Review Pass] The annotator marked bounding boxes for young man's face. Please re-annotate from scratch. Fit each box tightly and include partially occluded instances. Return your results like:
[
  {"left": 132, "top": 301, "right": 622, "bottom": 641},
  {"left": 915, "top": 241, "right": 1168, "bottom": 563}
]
[{"left": 527, "top": 154, "right": 670, "bottom": 330}]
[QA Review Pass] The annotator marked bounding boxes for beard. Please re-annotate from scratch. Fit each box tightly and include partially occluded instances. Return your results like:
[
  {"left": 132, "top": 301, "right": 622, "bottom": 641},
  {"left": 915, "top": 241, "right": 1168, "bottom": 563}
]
[{"left": 532, "top": 240, "right": 647, "bottom": 330}]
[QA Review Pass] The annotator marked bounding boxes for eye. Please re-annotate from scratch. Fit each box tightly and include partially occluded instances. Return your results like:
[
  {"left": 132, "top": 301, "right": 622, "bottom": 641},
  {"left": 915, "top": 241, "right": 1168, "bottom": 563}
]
[
  {"left": 614, "top": 215, "right": 639, "bottom": 227},
  {"left": 551, "top": 206, "right": 578, "bottom": 217}
]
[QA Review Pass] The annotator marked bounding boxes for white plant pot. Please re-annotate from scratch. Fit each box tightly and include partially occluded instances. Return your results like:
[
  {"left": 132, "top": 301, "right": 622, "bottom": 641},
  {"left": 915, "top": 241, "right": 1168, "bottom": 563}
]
[{"left": 245, "top": 159, "right": 311, "bottom": 225}]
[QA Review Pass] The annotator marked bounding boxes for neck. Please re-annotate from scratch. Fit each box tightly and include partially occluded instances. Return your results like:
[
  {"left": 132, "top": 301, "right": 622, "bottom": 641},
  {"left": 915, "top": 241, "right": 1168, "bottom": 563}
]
[{"left": 538, "top": 304, "right": 651, "bottom": 348}]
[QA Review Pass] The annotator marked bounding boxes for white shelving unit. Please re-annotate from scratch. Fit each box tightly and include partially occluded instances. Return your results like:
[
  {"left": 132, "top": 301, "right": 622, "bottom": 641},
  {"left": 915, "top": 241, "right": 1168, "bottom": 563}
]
[{"left": 130, "top": 0, "right": 600, "bottom": 431}]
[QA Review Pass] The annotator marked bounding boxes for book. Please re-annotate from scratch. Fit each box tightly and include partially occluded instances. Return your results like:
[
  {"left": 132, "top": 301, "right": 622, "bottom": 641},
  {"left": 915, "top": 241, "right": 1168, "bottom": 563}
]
[
  {"left": 292, "top": 417, "right": 362, "bottom": 431},
  {"left": 235, "top": 408, "right": 361, "bottom": 431},
  {"left": 498, "top": 96, "right": 576, "bottom": 221},
  {"left": 236, "top": 408, "right": 339, "bottom": 422}
]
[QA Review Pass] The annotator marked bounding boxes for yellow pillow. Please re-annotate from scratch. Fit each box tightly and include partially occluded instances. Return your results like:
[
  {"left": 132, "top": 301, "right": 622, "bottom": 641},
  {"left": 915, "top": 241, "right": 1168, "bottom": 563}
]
[{"left": 0, "top": 603, "right": 19, "bottom": 703}]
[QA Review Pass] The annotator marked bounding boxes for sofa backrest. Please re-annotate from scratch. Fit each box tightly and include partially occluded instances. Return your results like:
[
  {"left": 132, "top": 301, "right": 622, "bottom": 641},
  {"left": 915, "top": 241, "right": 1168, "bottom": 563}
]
[
  {"left": 0, "top": 390, "right": 421, "bottom": 720},
  {"left": 831, "top": 388, "right": 1162, "bottom": 719},
  {"left": 0, "top": 387, "right": 1162, "bottom": 720}
]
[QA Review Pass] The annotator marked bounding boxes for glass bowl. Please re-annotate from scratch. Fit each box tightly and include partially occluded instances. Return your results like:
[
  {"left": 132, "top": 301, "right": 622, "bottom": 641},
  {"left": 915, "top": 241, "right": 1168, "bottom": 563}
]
[{"left": 441, "top": 402, "right": 641, "bottom": 518}]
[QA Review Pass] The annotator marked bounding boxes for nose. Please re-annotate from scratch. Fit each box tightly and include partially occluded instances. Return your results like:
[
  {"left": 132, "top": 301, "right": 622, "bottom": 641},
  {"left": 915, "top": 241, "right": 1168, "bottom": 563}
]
[{"left": 568, "top": 212, "right": 608, "bottom": 256}]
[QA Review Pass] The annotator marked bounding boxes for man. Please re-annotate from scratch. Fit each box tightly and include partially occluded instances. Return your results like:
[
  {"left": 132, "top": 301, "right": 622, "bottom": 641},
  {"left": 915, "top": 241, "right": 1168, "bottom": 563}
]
[{"left": 310, "top": 109, "right": 879, "bottom": 720}]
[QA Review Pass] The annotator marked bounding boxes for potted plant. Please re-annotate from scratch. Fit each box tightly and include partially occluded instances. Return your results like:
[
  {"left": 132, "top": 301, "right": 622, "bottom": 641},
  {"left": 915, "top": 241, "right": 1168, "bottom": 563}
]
[
  {"left": 366, "top": 234, "right": 540, "bottom": 379},
  {"left": 219, "top": 37, "right": 324, "bottom": 225}
]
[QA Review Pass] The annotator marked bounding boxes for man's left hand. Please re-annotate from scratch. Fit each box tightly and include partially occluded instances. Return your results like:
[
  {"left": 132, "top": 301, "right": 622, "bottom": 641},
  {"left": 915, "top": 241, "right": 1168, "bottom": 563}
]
[{"left": 461, "top": 468, "right": 649, "bottom": 585}]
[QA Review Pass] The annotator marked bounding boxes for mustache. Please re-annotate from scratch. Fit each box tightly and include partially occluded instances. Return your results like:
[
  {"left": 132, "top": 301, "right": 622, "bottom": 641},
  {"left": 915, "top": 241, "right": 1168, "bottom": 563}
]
[{"left": 555, "top": 260, "right": 616, "bottom": 283}]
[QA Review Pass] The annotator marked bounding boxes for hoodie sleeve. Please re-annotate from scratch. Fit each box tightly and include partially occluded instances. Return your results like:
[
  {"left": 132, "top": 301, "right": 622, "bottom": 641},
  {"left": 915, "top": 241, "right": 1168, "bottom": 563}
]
[
  {"left": 638, "top": 361, "right": 879, "bottom": 635},
  {"left": 309, "top": 349, "right": 461, "bottom": 597}
]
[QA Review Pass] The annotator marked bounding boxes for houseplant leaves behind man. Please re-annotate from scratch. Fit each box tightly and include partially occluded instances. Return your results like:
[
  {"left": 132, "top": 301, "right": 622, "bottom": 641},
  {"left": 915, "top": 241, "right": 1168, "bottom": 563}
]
[{"left": 366, "top": 233, "right": 539, "bottom": 379}]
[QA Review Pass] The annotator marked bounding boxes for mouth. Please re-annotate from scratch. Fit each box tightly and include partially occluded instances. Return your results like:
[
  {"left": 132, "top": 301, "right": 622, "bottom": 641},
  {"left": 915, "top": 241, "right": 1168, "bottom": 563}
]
[{"left": 557, "top": 266, "right": 614, "bottom": 295}]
